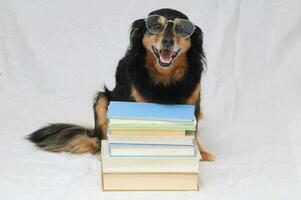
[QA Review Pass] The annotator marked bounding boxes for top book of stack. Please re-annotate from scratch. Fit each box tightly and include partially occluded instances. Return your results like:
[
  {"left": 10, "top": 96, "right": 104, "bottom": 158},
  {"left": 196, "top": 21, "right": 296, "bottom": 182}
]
[{"left": 107, "top": 101, "right": 196, "bottom": 122}]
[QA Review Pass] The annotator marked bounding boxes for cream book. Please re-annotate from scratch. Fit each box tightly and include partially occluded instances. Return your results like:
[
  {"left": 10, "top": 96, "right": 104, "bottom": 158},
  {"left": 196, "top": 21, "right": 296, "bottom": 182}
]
[
  {"left": 108, "top": 118, "right": 197, "bottom": 131},
  {"left": 108, "top": 121, "right": 197, "bottom": 131},
  {"left": 102, "top": 173, "right": 198, "bottom": 191},
  {"left": 101, "top": 140, "right": 201, "bottom": 173}
]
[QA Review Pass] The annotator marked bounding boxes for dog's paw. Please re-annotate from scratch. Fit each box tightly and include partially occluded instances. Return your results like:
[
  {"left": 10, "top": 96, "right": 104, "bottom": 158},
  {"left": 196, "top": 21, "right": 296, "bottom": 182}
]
[{"left": 200, "top": 150, "right": 215, "bottom": 161}]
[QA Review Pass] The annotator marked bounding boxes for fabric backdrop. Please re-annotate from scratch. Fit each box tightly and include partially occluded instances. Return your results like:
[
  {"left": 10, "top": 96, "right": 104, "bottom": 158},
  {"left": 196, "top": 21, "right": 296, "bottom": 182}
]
[{"left": 0, "top": 0, "right": 300, "bottom": 199}]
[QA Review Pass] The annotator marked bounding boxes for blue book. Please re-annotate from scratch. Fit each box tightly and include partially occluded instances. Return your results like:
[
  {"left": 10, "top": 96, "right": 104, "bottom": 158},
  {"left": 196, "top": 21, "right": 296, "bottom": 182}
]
[{"left": 107, "top": 101, "right": 195, "bottom": 122}]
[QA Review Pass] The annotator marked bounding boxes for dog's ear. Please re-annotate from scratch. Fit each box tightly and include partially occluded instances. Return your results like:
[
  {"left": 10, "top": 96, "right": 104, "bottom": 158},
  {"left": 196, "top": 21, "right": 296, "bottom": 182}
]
[
  {"left": 129, "top": 19, "right": 146, "bottom": 48},
  {"left": 188, "top": 25, "right": 206, "bottom": 68}
]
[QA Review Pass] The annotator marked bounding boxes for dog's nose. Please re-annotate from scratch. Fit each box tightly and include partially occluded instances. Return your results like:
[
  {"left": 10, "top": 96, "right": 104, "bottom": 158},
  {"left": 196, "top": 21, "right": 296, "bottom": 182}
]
[{"left": 162, "top": 36, "right": 174, "bottom": 48}]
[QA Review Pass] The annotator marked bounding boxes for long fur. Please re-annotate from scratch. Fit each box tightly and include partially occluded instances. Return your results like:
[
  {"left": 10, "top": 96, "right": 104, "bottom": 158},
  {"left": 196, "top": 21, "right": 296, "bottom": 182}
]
[
  {"left": 28, "top": 8, "right": 205, "bottom": 154},
  {"left": 28, "top": 124, "right": 99, "bottom": 153}
]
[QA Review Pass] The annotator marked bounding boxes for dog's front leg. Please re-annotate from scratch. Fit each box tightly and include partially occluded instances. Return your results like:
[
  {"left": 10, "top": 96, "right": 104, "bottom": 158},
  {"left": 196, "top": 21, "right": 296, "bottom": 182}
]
[
  {"left": 93, "top": 92, "right": 110, "bottom": 140},
  {"left": 196, "top": 132, "right": 215, "bottom": 161},
  {"left": 195, "top": 103, "right": 215, "bottom": 161}
]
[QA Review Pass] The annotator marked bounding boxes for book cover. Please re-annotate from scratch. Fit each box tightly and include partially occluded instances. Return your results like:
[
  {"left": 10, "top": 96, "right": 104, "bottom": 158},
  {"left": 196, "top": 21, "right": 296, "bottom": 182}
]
[{"left": 107, "top": 101, "right": 195, "bottom": 122}]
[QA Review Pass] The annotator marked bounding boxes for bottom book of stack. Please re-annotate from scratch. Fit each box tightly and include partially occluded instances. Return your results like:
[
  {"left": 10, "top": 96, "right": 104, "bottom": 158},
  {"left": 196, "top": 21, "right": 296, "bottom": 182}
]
[{"left": 101, "top": 140, "right": 200, "bottom": 191}]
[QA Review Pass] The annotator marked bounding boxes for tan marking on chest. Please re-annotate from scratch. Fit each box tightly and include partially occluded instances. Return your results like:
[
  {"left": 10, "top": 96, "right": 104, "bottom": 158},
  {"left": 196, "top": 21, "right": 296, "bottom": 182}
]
[
  {"left": 145, "top": 51, "right": 188, "bottom": 86},
  {"left": 131, "top": 85, "right": 148, "bottom": 102}
]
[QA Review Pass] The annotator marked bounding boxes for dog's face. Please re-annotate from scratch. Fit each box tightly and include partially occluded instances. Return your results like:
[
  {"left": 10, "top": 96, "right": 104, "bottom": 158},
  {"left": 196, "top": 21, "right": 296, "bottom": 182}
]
[
  {"left": 142, "top": 9, "right": 192, "bottom": 69},
  {"left": 129, "top": 9, "right": 204, "bottom": 85}
]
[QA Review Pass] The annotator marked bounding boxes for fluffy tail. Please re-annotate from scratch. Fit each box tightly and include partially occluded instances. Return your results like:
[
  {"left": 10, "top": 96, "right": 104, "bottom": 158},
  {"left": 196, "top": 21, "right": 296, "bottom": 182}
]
[{"left": 27, "top": 123, "right": 100, "bottom": 154}]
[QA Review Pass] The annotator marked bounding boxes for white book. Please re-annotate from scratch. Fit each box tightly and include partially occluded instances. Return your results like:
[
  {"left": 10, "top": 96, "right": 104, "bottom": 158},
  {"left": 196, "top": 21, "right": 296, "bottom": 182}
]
[
  {"left": 107, "top": 131, "right": 194, "bottom": 146},
  {"left": 110, "top": 143, "right": 195, "bottom": 157},
  {"left": 101, "top": 140, "right": 201, "bottom": 173}
]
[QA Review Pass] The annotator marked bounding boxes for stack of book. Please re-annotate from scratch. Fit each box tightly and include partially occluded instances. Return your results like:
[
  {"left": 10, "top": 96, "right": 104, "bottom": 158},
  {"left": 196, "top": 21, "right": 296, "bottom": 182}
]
[{"left": 101, "top": 101, "right": 201, "bottom": 191}]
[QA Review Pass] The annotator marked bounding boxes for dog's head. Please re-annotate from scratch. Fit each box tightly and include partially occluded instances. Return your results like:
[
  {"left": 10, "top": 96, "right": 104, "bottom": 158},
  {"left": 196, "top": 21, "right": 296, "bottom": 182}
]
[{"left": 129, "top": 8, "right": 204, "bottom": 77}]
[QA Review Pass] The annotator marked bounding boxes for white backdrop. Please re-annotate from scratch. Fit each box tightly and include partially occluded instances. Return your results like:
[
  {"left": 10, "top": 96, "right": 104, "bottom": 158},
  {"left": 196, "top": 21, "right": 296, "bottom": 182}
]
[{"left": 0, "top": 0, "right": 301, "bottom": 199}]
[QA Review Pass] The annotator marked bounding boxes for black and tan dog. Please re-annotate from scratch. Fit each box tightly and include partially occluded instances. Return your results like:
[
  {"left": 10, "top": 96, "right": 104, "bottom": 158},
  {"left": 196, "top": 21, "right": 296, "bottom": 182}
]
[{"left": 28, "top": 8, "right": 214, "bottom": 161}]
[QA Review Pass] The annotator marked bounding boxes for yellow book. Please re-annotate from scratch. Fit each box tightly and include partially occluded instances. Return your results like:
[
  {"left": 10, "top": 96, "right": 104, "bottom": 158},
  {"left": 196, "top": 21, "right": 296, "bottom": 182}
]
[{"left": 102, "top": 173, "right": 199, "bottom": 191}]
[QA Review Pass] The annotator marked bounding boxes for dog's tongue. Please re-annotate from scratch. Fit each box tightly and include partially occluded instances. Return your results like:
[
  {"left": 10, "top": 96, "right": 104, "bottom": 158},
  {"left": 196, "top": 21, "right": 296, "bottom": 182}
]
[{"left": 159, "top": 50, "right": 173, "bottom": 63}]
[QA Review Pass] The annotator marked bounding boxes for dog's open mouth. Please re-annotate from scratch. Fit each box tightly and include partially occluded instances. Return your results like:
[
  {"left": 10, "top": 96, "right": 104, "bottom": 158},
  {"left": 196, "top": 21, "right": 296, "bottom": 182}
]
[{"left": 152, "top": 46, "right": 180, "bottom": 68}]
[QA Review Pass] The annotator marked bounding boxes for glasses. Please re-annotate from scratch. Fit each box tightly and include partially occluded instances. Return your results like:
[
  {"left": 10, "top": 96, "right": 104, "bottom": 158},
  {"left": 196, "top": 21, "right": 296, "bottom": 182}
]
[{"left": 145, "top": 15, "right": 195, "bottom": 38}]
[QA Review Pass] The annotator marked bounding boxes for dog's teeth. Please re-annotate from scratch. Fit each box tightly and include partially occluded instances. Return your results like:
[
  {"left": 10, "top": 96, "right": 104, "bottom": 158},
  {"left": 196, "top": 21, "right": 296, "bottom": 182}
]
[{"left": 160, "top": 55, "right": 172, "bottom": 63}]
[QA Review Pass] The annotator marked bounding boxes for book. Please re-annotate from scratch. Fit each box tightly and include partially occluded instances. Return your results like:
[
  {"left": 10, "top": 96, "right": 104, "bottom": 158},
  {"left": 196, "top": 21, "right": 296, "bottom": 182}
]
[
  {"left": 103, "top": 101, "right": 200, "bottom": 191},
  {"left": 108, "top": 119, "right": 197, "bottom": 131},
  {"left": 107, "top": 101, "right": 195, "bottom": 122},
  {"left": 109, "top": 124, "right": 196, "bottom": 131},
  {"left": 109, "top": 119, "right": 196, "bottom": 125},
  {"left": 102, "top": 173, "right": 198, "bottom": 191},
  {"left": 109, "top": 143, "right": 196, "bottom": 157},
  {"left": 109, "top": 129, "right": 186, "bottom": 137},
  {"left": 107, "top": 131, "right": 194, "bottom": 145},
  {"left": 101, "top": 140, "right": 201, "bottom": 173}
]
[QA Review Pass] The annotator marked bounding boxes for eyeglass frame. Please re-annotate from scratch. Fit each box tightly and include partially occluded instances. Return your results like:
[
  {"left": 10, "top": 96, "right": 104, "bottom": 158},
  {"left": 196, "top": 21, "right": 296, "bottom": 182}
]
[{"left": 144, "top": 15, "right": 196, "bottom": 38}]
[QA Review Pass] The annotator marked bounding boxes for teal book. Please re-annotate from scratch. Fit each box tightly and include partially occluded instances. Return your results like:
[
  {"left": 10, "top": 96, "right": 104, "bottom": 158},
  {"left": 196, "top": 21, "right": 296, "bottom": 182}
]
[{"left": 107, "top": 101, "right": 195, "bottom": 122}]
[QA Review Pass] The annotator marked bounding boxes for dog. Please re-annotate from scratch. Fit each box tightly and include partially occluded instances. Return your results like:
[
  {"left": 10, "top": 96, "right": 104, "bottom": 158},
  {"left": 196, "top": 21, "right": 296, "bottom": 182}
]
[{"left": 28, "top": 8, "right": 214, "bottom": 161}]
